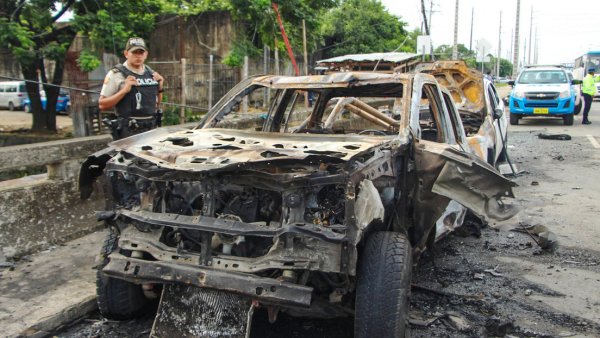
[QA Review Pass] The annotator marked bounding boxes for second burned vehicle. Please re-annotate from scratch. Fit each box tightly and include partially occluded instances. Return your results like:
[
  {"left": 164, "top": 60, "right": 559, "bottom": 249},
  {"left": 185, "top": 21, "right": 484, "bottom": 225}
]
[
  {"left": 80, "top": 71, "right": 517, "bottom": 337},
  {"left": 414, "top": 60, "right": 508, "bottom": 166}
]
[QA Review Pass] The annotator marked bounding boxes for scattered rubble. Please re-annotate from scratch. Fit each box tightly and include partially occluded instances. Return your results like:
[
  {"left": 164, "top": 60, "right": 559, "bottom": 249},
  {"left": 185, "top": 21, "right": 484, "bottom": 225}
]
[{"left": 537, "top": 133, "right": 572, "bottom": 140}]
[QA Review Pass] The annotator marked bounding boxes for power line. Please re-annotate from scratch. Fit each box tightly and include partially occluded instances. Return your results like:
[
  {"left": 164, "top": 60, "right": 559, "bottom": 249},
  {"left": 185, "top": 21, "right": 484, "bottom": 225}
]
[{"left": 0, "top": 75, "right": 208, "bottom": 111}]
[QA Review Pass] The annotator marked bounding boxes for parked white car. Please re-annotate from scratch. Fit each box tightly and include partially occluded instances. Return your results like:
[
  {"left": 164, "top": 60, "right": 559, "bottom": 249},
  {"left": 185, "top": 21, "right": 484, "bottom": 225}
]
[{"left": 0, "top": 81, "right": 27, "bottom": 111}]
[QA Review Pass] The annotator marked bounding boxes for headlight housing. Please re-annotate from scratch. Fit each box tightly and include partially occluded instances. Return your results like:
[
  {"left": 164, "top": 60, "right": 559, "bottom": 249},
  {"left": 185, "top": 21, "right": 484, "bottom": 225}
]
[
  {"left": 558, "top": 90, "right": 571, "bottom": 98},
  {"left": 512, "top": 90, "right": 525, "bottom": 99}
]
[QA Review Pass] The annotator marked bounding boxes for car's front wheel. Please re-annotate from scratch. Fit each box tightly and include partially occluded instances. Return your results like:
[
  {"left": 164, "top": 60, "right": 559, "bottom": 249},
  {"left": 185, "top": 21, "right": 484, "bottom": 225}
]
[
  {"left": 574, "top": 100, "right": 582, "bottom": 115},
  {"left": 563, "top": 114, "right": 574, "bottom": 126},
  {"left": 96, "top": 227, "right": 151, "bottom": 320},
  {"left": 509, "top": 112, "right": 519, "bottom": 125},
  {"left": 355, "top": 231, "right": 412, "bottom": 338}
]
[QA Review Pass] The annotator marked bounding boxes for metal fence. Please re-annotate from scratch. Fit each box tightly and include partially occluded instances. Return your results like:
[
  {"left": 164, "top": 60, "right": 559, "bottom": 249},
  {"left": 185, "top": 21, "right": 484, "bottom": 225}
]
[{"left": 148, "top": 55, "right": 306, "bottom": 113}]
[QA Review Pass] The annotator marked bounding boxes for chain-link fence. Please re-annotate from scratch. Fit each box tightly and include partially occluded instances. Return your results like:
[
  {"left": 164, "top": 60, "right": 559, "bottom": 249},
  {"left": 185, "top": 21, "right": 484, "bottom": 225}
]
[{"left": 148, "top": 55, "right": 308, "bottom": 113}]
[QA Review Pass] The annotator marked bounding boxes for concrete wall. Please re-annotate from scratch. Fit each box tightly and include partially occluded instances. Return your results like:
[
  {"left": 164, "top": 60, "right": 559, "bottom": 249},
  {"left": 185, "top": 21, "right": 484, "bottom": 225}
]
[
  {"left": 0, "top": 135, "right": 112, "bottom": 258},
  {"left": 0, "top": 49, "right": 21, "bottom": 80}
]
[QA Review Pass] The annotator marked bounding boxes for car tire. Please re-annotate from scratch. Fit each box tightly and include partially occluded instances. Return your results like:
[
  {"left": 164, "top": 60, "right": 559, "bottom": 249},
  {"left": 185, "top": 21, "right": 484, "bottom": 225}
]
[
  {"left": 96, "top": 227, "right": 150, "bottom": 320},
  {"left": 563, "top": 114, "right": 574, "bottom": 126},
  {"left": 574, "top": 100, "right": 582, "bottom": 115},
  {"left": 8, "top": 102, "right": 14, "bottom": 111},
  {"left": 355, "top": 231, "right": 412, "bottom": 338},
  {"left": 24, "top": 104, "right": 30, "bottom": 114},
  {"left": 509, "top": 112, "right": 519, "bottom": 125}
]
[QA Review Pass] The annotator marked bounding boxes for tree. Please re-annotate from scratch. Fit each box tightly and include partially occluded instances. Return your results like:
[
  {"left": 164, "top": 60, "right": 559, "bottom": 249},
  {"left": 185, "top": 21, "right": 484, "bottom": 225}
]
[
  {"left": 319, "top": 0, "right": 413, "bottom": 58},
  {"left": 225, "top": 0, "right": 338, "bottom": 67},
  {"left": 0, "top": 0, "right": 163, "bottom": 134},
  {"left": 161, "top": 1, "right": 337, "bottom": 67},
  {"left": 1, "top": 1, "right": 77, "bottom": 133},
  {"left": 433, "top": 43, "right": 475, "bottom": 60}
]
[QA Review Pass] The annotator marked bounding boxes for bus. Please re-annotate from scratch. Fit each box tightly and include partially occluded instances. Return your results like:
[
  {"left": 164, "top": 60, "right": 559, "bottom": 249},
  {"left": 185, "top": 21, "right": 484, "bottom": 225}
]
[{"left": 573, "top": 51, "right": 600, "bottom": 81}]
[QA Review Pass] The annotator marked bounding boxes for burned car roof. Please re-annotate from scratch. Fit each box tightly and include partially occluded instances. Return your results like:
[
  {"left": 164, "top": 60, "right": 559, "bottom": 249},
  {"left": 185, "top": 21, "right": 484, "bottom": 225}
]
[{"left": 250, "top": 72, "right": 410, "bottom": 88}]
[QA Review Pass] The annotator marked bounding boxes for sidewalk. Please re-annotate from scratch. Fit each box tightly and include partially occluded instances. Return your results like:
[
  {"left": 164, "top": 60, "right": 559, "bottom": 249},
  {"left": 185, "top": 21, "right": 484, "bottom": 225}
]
[{"left": 0, "top": 231, "right": 104, "bottom": 338}]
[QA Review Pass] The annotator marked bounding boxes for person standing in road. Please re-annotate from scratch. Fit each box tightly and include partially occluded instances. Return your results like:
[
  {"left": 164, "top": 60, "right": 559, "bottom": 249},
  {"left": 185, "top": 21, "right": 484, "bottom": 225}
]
[
  {"left": 581, "top": 67, "right": 600, "bottom": 125},
  {"left": 99, "top": 37, "right": 164, "bottom": 139}
]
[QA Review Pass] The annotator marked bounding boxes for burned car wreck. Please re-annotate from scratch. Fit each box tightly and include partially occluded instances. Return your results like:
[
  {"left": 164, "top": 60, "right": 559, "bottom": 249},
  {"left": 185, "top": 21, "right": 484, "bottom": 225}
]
[
  {"left": 414, "top": 60, "right": 508, "bottom": 166},
  {"left": 80, "top": 72, "right": 517, "bottom": 337}
]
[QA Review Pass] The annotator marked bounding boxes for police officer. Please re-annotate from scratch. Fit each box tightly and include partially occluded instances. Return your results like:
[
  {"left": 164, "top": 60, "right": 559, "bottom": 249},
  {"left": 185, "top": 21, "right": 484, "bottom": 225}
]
[
  {"left": 99, "top": 37, "right": 164, "bottom": 139},
  {"left": 581, "top": 67, "right": 600, "bottom": 125}
]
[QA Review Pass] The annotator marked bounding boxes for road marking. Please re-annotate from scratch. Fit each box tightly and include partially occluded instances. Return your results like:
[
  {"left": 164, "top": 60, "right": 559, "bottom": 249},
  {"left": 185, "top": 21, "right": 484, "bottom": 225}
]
[{"left": 587, "top": 135, "right": 600, "bottom": 149}]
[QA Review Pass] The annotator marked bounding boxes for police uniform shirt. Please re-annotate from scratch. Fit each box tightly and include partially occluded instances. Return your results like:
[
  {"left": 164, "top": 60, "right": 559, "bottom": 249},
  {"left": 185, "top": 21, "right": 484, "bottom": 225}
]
[{"left": 100, "top": 61, "right": 146, "bottom": 97}]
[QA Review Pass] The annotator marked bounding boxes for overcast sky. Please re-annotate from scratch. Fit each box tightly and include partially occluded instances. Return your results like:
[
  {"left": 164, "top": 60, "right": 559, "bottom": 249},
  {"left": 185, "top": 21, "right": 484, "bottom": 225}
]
[{"left": 380, "top": 0, "right": 600, "bottom": 65}]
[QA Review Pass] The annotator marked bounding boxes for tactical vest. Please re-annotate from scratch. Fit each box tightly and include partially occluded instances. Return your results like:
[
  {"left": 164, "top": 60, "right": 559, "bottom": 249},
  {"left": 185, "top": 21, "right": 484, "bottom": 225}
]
[
  {"left": 582, "top": 74, "right": 597, "bottom": 96},
  {"left": 112, "top": 64, "right": 159, "bottom": 118}
]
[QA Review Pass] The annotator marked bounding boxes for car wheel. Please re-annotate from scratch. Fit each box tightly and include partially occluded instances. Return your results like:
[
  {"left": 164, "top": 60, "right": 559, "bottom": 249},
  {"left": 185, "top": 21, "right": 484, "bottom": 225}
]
[
  {"left": 509, "top": 112, "right": 519, "bottom": 125},
  {"left": 574, "top": 100, "right": 582, "bottom": 115},
  {"left": 96, "top": 227, "right": 151, "bottom": 320},
  {"left": 563, "top": 114, "right": 574, "bottom": 126},
  {"left": 24, "top": 104, "right": 30, "bottom": 113},
  {"left": 355, "top": 231, "right": 412, "bottom": 338},
  {"left": 8, "top": 102, "right": 14, "bottom": 111}
]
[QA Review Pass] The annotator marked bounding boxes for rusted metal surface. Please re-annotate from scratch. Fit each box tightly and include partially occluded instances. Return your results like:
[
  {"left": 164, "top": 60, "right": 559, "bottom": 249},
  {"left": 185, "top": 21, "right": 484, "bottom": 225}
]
[
  {"left": 82, "top": 70, "right": 517, "bottom": 334},
  {"left": 412, "top": 60, "right": 508, "bottom": 165},
  {"left": 103, "top": 253, "right": 313, "bottom": 307}
]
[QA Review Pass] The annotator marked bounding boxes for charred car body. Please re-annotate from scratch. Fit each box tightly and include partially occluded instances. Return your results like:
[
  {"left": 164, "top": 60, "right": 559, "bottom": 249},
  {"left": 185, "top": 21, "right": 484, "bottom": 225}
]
[
  {"left": 414, "top": 60, "right": 508, "bottom": 166},
  {"left": 80, "top": 72, "right": 517, "bottom": 337}
]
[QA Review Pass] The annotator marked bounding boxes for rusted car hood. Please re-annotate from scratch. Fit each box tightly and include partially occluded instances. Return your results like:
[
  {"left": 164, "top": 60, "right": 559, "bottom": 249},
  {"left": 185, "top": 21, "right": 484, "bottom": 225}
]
[{"left": 108, "top": 127, "right": 398, "bottom": 171}]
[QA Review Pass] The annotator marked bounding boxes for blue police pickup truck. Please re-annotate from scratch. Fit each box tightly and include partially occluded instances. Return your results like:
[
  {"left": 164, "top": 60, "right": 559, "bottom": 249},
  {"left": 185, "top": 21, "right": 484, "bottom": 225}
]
[{"left": 508, "top": 65, "right": 581, "bottom": 125}]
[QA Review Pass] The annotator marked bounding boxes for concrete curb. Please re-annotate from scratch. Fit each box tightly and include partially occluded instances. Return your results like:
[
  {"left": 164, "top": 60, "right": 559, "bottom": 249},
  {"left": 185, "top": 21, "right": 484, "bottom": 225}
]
[
  {"left": 0, "top": 232, "right": 105, "bottom": 338},
  {"left": 18, "top": 296, "right": 98, "bottom": 338}
]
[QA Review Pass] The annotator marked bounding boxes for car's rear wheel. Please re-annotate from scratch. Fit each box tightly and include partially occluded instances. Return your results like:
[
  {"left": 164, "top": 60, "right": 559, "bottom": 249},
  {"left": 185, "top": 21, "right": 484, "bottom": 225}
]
[
  {"left": 509, "top": 112, "right": 519, "bottom": 125},
  {"left": 8, "top": 102, "right": 14, "bottom": 111},
  {"left": 96, "top": 227, "right": 151, "bottom": 320},
  {"left": 24, "top": 104, "right": 30, "bottom": 114},
  {"left": 355, "top": 231, "right": 412, "bottom": 338},
  {"left": 574, "top": 100, "right": 582, "bottom": 115},
  {"left": 563, "top": 114, "right": 574, "bottom": 126}
]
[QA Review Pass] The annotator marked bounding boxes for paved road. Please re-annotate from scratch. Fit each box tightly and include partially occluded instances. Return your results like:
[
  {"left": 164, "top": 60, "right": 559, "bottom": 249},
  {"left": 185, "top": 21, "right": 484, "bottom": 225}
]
[
  {"left": 53, "top": 104, "right": 600, "bottom": 337},
  {"left": 0, "top": 101, "right": 595, "bottom": 337}
]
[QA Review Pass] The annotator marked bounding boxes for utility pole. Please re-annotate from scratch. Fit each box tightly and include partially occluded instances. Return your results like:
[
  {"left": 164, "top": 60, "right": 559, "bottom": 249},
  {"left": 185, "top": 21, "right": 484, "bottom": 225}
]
[
  {"left": 497, "top": 11, "right": 502, "bottom": 77},
  {"left": 534, "top": 28, "right": 539, "bottom": 64},
  {"left": 469, "top": 8, "right": 474, "bottom": 53},
  {"left": 509, "top": 29, "right": 513, "bottom": 61},
  {"left": 420, "top": 0, "right": 430, "bottom": 35},
  {"left": 528, "top": 6, "right": 533, "bottom": 65},
  {"left": 302, "top": 19, "right": 309, "bottom": 107},
  {"left": 523, "top": 38, "right": 527, "bottom": 66},
  {"left": 512, "top": 0, "right": 521, "bottom": 77},
  {"left": 452, "top": 0, "right": 459, "bottom": 59}
]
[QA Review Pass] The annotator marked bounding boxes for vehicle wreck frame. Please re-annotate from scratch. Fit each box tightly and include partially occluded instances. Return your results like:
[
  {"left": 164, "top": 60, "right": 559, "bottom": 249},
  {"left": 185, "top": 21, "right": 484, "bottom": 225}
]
[{"left": 80, "top": 71, "right": 517, "bottom": 337}]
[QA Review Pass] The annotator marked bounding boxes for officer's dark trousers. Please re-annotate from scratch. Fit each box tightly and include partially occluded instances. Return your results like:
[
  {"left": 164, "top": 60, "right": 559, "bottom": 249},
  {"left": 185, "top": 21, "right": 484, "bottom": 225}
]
[{"left": 583, "top": 93, "right": 593, "bottom": 122}]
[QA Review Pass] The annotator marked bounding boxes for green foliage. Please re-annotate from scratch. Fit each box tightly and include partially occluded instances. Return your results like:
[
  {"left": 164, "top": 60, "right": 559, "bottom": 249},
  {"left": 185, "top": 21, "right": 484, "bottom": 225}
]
[
  {"left": 433, "top": 44, "right": 476, "bottom": 60},
  {"left": 160, "top": 0, "right": 230, "bottom": 15},
  {"left": 72, "top": 1, "right": 164, "bottom": 55},
  {"left": 162, "top": 106, "right": 205, "bottom": 126},
  {"left": 77, "top": 50, "right": 102, "bottom": 72},
  {"left": 223, "top": 39, "right": 261, "bottom": 67},
  {"left": 319, "top": 0, "right": 411, "bottom": 57},
  {"left": 433, "top": 43, "right": 513, "bottom": 76}
]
